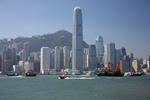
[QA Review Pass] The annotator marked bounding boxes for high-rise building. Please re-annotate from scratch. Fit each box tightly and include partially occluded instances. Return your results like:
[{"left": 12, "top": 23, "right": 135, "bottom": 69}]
[
  {"left": 120, "top": 55, "right": 131, "bottom": 72},
  {"left": 50, "top": 49, "right": 55, "bottom": 69},
  {"left": 72, "top": 7, "right": 83, "bottom": 71},
  {"left": 30, "top": 52, "right": 40, "bottom": 73},
  {"left": 2, "top": 48, "right": 13, "bottom": 73},
  {"left": 116, "top": 49, "right": 121, "bottom": 64},
  {"left": 120, "top": 46, "right": 126, "bottom": 57},
  {"left": 96, "top": 35, "right": 104, "bottom": 63},
  {"left": 83, "top": 48, "right": 89, "bottom": 69},
  {"left": 23, "top": 42, "right": 30, "bottom": 61},
  {"left": 89, "top": 44, "right": 97, "bottom": 69},
  {"left": 104, "top": 43, "right": 116, "bottom": 70},
  {"left": 54, "top": 46, "right": 63, "bottom": 72},
  {"left": 63, "top": 46, "right": 70, "bottom": 68},
  {"left": 40, "top": 47, "right": 50, "bottom": 74}
]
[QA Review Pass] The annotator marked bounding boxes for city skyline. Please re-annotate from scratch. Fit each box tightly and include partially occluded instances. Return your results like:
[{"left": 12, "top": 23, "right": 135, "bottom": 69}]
[{"left": 0, "top": 0, "right": 150, "bottom": 58}]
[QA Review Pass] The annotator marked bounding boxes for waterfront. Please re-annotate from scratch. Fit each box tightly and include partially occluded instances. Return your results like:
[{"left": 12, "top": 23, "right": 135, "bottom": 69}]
[{"left": 0, "top": 75, "right": 150, "bottom": 100}]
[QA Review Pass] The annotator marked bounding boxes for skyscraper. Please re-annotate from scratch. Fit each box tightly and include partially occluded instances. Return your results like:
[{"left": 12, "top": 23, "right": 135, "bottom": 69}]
[
  {"left": 63, "top": 46, "right": 70, "bottom": 68},
  {"left": 72, "top": 7, "right": 83, "bottom": 71},
  {"left": 120, "top": 46, "right": 126, "bottom": 57},
  {"left": 104, "top": 43, "right": 116, "bottom": 70},
  {"left": 83, "top": 48, "right": 89, "bottom": 69},
  {"left": 96, "top": 35, "right": 104, "bottom": 63},
  {"left": 50, "top": 49, "right": 55, "bottom": 69},
  {"left": 120, "top": 55, "right": 131, "bottom": 72},
  {"left": 115, "top": 49, "right": 121, "bottom": 64},
  {"left": 54, "top": 46, "right": 64, "bottom": 72},
  {"left": 40, "top": 47, "right": 50, "bottom": 74},
  {"left": 23, "top": 42, "right": 30, "bottom": 61},
  {"left": 89, "top": 44, "right": 97, "bottom": 69}
]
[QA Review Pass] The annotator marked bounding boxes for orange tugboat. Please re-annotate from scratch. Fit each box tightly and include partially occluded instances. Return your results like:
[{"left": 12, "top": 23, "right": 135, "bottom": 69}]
[
  {"left": 24, "top": 71, "right": 36, "bottom": 77},
  {"left": 97, "top": 62, "right": 124, "bottom": 77},
  {"left": 114, "top": 62, "right": 124, "bottom": 76}
]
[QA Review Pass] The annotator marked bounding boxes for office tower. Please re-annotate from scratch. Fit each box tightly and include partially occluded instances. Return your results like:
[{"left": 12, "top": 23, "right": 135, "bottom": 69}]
[
  {"left": 129, "top": 53, "right": 134, "bottom": 72},
  {"left": 69, "top": 50, "right": 72, "bottom": 68},
  {"left": 120, "top": 46, "right": 126, "bottom": 57},
  {"left": 96, "top": 35, "right": 104, "bottom": 63},
  {"left": 72, "top": 7, "right": 83, "bottom": 71},
  {"left": 23, "top": 42, "right": 30, "bottom": 61},
  {"left": 30, "top": 52, "right": 40, "bottom": 73},
  {"left": 2, "top": 48, "right": 14, "bottom": 73},
  {"left": 11, "top": 48, "right": 17, "bottom": 65},
  {"left": 63, "top": 46, "right": 70, "bottom": 68},
  {"left": 40, "top": 47, "right": 50, "bottom": 74},
  {"left": 120, "top": 55, "right": 130, "bottom": 72},
  {"left": 116, "top": 49, "right": 121, "bottom": 64},
  {"left": 89, "top": 44, "right": 97, "bottom": 69},
  {"left": 54, "top": 46, "right": 63, "bottom": 72},
  {"left": 83, "top": 48, "right": 89, "bottom": 69},
  {"left": 104, "top": 43, "right": 116, "bottom": 70},
  {"left": 50, "top": 49, "right": 55, "bottom": 69}
]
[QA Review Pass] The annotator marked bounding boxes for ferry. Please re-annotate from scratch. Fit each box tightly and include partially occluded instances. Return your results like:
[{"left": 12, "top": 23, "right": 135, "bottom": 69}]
[{"left": 7, "top": 72, "right": 18, "bottom": 76}]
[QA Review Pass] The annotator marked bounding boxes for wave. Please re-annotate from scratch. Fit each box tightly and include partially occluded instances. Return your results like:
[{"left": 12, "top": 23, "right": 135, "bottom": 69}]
[{"left": 66, "top": 77, "right": 95, "bottom": 80}]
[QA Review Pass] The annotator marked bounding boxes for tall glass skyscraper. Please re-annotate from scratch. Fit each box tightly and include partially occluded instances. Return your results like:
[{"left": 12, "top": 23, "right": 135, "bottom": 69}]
[
  {"left": 96, "top": 35, "right": 104, "bottom": 63},
  {"left": 72, "top": 7, "right": 83, "bottom": 71}
]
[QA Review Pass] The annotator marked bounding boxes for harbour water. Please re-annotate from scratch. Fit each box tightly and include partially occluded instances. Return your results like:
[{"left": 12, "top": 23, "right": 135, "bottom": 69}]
[{"left": 0, "top": 75, "right": 150, "bottom": 100}]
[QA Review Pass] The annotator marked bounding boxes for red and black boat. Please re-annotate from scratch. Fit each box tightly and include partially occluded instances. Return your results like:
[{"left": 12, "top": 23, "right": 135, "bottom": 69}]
[
  {"left": 24, "top": 72, "right": 36, "bottom": 77},
  {"left": 59, "top": 75, "right": 69, "bottom": 79}
]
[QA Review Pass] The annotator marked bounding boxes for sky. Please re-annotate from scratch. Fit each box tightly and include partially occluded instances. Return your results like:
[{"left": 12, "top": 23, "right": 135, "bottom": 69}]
[{"left": 0, "top": 0, "right": 150, "bottom": 58}]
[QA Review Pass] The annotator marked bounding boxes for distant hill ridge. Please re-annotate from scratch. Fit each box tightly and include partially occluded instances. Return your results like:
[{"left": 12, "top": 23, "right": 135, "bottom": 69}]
[{"left": 14, "top": 30, "right": 89, "bottom": 52}]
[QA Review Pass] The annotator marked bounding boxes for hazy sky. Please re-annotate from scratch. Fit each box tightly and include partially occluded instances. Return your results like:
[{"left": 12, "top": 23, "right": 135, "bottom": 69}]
[{"left": 0, "top": 0, "right": 150, "bottom": 58}]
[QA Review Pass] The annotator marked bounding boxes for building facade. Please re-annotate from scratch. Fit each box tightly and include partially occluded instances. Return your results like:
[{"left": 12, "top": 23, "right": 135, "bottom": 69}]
[
  {"left": 63, "top": 46, "right": 70, "bottom": 68},
  {"left": 96, "top": 35, "right": 104, "bottom": 63},
  {"left": 40, "top": 47, "right": 50, "bottom": 74},
  {"left": 104, "top": 43, "right": 116, "bottom": 70},
  {"left": 72, "top": 7, "right": 83, "bottom": 71}
]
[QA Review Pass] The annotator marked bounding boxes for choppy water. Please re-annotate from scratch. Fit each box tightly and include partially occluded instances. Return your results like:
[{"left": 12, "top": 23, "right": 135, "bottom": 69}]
[{"left": 0, "top": 75, "right": 150, "bottom": 100}]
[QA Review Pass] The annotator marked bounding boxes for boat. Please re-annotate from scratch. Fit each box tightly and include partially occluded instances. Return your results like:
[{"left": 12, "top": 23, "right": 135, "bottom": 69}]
[
  {"left": 7, "top": 72, "right": 18, "bottom": 76},
  {"left": 130, "top": 73, "right": 142, "bottom": 76},
  {"left": 24, "top": 72, "right": 36, "bottom": 77},
  {"left": 97, "top": 62, "right": 124, "bottom": 77},
  {"left": 58, "top": 75, "right": 69, "bottom": 79}
]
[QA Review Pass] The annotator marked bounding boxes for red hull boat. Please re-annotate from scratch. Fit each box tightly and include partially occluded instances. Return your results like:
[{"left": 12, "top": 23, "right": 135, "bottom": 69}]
[
  {"left": 59, "top": 75, "right": 69, "bottom": 79},
  {"left": 24, "top": 72, "right": 36, "bottom": 77}
]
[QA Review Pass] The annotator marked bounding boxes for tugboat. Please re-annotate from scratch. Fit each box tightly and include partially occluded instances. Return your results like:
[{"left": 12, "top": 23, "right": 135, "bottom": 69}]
[
  {"left": 24, "top": 71, "right": 36, "bottom": 77},
  {"left": 97, "top": 62, "right": 124, "bottom": 77},
  {"left": 7, "top": 71, "right": 18, "bottom": 76},
  {"left": 58, "top": 75, "right": 69, "bottom": 79}
]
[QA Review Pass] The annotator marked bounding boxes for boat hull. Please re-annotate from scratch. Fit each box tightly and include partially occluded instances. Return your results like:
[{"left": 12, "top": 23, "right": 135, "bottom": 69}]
[
  {"left": 59, "top": 76, "right": 69, "bottom": 79},
  {"left": 97, "top": 72, "right": 124, "bottom": 77},
  {"left": 24, "top": 73, "right": 36, "bottom": 77}
]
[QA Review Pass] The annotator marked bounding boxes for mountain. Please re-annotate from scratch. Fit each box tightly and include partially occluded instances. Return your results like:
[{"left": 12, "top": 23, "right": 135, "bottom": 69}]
[{"left": 14, "top": 30, "right": 89, "bottom": 52}]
